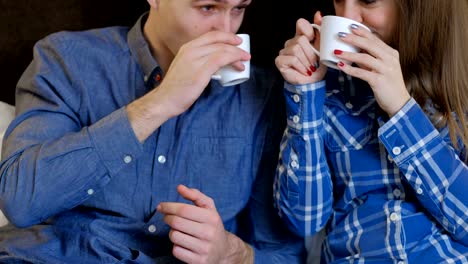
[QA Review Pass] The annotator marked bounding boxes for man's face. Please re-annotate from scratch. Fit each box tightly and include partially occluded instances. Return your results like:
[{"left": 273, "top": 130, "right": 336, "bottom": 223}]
[{"left": 151, "top": 0, "right": 252, "bottom": 57}]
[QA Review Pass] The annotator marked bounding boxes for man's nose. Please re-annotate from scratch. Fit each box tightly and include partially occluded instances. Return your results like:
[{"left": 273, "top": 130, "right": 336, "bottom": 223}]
[{"left": 213, "top": 13, "right": 232, "bottom": 32}]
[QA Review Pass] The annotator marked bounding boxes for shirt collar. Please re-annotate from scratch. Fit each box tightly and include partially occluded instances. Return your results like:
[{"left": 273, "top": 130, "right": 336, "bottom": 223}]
[{"left": 127, "top": 12, "right": 160, "bottom": 80}]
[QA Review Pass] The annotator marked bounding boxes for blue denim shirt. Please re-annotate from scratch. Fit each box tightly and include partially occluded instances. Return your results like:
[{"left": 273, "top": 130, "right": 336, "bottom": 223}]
[{"left": 0, "top": 14, "right": 305, "bottom": 263}]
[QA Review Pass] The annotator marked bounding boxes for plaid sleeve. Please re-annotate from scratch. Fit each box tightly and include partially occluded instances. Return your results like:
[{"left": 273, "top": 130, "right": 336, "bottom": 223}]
[
  {"left": 274, "top": 81, "right": 334, "bottom": 236},
  {"left": 378, "top": 98, "right": 468, "bottom": 246}
]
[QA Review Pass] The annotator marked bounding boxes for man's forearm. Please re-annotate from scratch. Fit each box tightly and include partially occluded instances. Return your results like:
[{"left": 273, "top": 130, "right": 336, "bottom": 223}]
[{"left": 126, "top": 88, "right": 175, "bottom": 142}]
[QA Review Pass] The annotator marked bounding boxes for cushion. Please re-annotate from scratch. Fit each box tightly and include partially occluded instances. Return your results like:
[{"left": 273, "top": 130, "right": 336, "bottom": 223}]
[{"left": 0, "top": 101, "right": 15, "bottom": 227}]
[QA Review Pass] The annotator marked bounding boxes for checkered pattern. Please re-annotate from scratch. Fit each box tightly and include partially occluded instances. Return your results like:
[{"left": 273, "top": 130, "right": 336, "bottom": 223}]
[{"left": 274, "top": 77, "right": 468, "bottom": 263}]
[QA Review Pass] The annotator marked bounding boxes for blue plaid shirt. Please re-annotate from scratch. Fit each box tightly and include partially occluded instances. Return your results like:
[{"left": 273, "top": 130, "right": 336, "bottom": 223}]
[
  {"left": 274, "top": 70, "right": 468, "bottom": 263},
  {"left": 0, "top": 14, "right": 305, "bottom": 263}
]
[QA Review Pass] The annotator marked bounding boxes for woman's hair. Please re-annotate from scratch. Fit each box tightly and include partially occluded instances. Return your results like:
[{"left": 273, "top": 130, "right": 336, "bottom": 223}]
[{"left": 394, "top": 0, "right": 468, "bottom": 154}]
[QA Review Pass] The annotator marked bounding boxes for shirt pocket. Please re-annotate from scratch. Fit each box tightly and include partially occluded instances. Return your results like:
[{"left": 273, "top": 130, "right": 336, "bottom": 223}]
[
  {"left": 400, "top": 211, "right": 434, "bottom": 251},
  {"left": 324, "top": 107, "right": 374, "bottom": 152},
  {"left": 190, "top": 137, "right": 253, "bottom": 220}
]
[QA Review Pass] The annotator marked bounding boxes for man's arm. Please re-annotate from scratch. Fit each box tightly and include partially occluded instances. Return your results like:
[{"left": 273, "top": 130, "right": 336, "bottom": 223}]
[
  {"left": 127, "top": 31, "right": 250, "bottom": 142},
  {"left": 0, "top": 31, "right": 249, "bottom": 228},
  {"left": 0, "top": 34, "right": 145, "bottom": 227}
]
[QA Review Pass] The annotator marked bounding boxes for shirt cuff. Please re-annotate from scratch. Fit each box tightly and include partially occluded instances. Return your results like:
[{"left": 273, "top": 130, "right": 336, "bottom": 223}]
[
  {"left": 87, "top": 107, "right": 144, "bottom": 176},
  {"left": 378, "top": 98, "right": 439, "bottom": 164},
  {"left": 284, "top": 81, "right": 326, "bottom": 134}
]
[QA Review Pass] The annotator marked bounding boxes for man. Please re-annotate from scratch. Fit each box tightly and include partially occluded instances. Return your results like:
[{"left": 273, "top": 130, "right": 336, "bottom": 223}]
[{"left": 0, "top": 0, "right": 305, "bottom": 263}]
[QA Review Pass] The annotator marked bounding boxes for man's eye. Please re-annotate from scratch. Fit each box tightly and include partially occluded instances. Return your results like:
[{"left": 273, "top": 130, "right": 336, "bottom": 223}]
[
  {"left": 234, "top": 6, "right": 247, "bottom": 11},
  {"left": 200, "top": 5, "right": 215, "bottom": 12}
]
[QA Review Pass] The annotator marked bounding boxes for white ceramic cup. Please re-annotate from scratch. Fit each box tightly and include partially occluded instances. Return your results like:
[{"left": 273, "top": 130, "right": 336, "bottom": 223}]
[
  {"left": 211, "top": 34, "right": 250, "bottom": 86},
  {"left": 311, "top": 16, "right": 370, "bottom": 69}
]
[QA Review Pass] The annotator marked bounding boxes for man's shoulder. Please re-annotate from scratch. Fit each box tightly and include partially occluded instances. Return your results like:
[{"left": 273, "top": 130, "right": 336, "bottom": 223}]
[{"left": 37, "top": 26, "right": 131, "bottom": 56}]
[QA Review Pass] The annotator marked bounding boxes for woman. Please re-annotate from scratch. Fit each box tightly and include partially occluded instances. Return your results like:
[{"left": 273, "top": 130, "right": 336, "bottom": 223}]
[{"left": 274, "top": 0, "right": 468, "bottom": 263}]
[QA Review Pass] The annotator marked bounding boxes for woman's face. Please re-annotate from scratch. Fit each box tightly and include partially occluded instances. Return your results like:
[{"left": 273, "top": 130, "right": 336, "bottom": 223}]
[{"left": 333, "top": 0, "right": 398, "bottom": 44}]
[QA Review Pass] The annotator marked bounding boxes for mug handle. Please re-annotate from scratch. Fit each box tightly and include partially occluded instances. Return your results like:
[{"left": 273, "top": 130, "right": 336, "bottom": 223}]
[{"left": 310, "top": 24, "right": 321, "bottom": 57}]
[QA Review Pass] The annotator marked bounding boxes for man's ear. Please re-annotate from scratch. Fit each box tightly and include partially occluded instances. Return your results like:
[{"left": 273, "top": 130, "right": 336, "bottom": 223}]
[{"left": 147, "top": 0, "right": 159, "bottom": 9}]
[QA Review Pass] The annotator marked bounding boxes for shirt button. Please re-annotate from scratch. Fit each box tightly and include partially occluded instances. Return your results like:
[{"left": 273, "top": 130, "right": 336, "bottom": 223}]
[
  {"left": 291, "top": 160, "right": 299, "bottom": 169},
  {"left": 416, "top": 188, "right": 423, "bottom": 195},
  {"left": 158, "top": 155, "right": 167, "bottom": 164},
  {"left": 292, "top": 115, "right": 300, "bottom": 123},
  {"left": 148, "top": 224, "right": 157, "bottom": 233},
  {"left": 87, "top": 189, "right": 94, "bottom": 195},
  {"left": 293, "top": 94, "right": 300, "bottom": 103},
  {"left": 393, "top": 188, "right": 401, "bottom": 198},
  {"left": 390, "top": 212, "right": 399, "bottom": 222},
  {"left": 291, "top": 153, "right": 298, "bottom": 161},
  {"left": 415, "top": 177, "right": 422, "bottom": 185},
  {"left": 345, "top": 102, "right": 353, "bottom": 109},
  {"left": 443, "top": 219, "right": 449, "bottom": 226},
  {"left": 123, "top": 155, "right": 133, "bottom": 164},
  {"left": 387, "top": 154, "right": 393, "bottom": 163},
  {"left": 392, "top": 147, "right": 401, "bottom": 155}
]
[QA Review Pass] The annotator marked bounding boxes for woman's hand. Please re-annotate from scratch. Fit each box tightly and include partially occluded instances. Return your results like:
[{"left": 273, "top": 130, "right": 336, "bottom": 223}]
[
  {"left": 275, "top": 12, "right": 327, "bottom": 85},
  {"left": 334, "top": 24, "right": 411, "bottom": 116}
]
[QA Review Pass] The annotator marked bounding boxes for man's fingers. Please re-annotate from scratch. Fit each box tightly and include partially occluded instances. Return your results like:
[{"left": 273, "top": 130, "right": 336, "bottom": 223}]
[
  {"left": 177, "top": 185, "right": 216, "bottom": 210},
  {"left": 164, "top": 214, "right": 210, "bottom": 239},
  {"left": 189, "top": 30, "right": 243, "bottom": 48},
  {"left": 157, "top": 202, "right": 211, "bottom": 223},
  {"left": 169, "top": 229, "right": 206, "bottom": 254},
  {"left": 172, "top": 244, "right": 199, "bottom": 264}
]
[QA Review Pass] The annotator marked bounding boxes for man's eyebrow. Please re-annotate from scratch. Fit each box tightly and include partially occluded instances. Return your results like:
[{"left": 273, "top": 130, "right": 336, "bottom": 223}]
[{"left": 194, "top": 0, "right": 251, "bottom": 4}]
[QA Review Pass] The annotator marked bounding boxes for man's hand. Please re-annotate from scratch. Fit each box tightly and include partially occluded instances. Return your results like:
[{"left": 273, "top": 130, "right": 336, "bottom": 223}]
[
  {"left": 127, "top": 31, "right": 250, "bottom": 142},
  {"left": 157, "top": 185, "right": 254, "bottom": 264}
]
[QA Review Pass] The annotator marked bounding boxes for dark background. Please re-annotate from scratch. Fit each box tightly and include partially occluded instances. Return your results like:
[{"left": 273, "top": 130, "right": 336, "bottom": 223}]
[{"left": 0, "top": 0, "right": 333, "bottom": 105}]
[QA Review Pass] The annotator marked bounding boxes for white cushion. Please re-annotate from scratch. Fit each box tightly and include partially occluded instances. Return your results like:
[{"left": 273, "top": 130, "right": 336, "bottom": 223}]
[
  {"left": 0, "top": 101, "right": 15, "bottom": 156},
  {"left": 0, "top": 101, "right": 15, "bottom": 227}
]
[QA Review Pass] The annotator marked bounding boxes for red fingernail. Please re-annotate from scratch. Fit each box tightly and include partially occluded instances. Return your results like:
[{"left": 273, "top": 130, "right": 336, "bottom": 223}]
[
  {"left": 338, "top": 61, "right": 345, "bottom": 67},
  {"left": 307, "top": 70, "right": 312, "bottom": 76},
  {"left": 310, "top": 65, "right": 317, "bottom": 72},
  {"left": 334, "top": 49, "right": 343, "bottom": 55}
]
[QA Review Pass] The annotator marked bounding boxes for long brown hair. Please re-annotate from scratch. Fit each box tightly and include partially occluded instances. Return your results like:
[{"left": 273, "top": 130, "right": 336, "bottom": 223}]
[{"left": 394, "top": 0, "right": 468, "bottom": 154}]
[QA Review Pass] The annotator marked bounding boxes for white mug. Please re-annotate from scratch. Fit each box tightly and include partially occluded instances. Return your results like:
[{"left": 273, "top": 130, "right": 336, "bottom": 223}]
[
  {"left": 311, "top": 16, "right": 370, "bottom": 69},
  {"left": 211, "top": 34, "right": 250, "bottom": 86}
]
